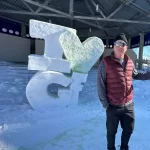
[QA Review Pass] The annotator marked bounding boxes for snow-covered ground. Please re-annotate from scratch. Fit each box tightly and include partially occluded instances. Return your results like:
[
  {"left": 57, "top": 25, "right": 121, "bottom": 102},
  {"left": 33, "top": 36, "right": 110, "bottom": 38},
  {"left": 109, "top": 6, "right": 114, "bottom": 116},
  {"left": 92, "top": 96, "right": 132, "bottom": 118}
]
[{"left": 0, "top": 62, "right": 150, "bottom": 150}]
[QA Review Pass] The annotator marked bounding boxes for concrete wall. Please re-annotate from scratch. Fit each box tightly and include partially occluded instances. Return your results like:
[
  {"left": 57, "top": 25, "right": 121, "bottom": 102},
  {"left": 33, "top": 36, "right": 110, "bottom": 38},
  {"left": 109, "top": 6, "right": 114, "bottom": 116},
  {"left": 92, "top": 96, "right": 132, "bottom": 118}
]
[
  {"left": 0, "top": 33, "right": 30, "bottom": 62},
  {"left": 35, "top": 39, "right": 44, "bottom": 55}
]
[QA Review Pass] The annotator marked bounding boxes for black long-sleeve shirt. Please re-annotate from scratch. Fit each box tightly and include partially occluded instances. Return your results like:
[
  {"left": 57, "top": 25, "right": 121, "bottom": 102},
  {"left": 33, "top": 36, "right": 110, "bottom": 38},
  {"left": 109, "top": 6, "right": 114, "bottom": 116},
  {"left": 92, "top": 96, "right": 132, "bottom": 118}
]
[{"left": 97, "top": 60, "right": 150, "bottom": 109}]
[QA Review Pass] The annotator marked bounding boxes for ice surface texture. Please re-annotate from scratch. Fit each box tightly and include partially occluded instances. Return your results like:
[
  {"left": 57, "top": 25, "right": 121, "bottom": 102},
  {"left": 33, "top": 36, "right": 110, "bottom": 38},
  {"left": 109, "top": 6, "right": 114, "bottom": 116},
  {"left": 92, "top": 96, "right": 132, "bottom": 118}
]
[
  {"left": 30, "top": 19, "right": 76, "bottom": 39},
  {"left": 59, "top": 31, "right": 104, "bottom": 73}
]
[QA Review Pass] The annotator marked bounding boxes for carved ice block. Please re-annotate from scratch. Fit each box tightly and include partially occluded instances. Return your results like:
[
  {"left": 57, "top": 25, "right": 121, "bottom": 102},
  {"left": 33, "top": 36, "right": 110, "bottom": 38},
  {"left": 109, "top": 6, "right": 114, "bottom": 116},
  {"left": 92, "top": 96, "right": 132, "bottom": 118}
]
[
  {"left": 26, "top": 71, "right": 72, "bottom": 110},
  {"left": 30, "top": 19, "right": 76, "bottom": 39},
  {"left": 60, "top": 31, "right": 104, "bottom": 73},
  {"left": 28, "top": 55, "right": 71, "bottom": 73}
]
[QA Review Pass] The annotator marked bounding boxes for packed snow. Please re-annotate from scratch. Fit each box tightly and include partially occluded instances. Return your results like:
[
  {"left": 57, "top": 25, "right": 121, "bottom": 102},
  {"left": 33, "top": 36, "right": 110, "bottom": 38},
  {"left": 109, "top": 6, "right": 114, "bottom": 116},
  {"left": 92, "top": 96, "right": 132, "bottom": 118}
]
[{"left": 0, "top": 61, "right": 150, "bottom": 150}]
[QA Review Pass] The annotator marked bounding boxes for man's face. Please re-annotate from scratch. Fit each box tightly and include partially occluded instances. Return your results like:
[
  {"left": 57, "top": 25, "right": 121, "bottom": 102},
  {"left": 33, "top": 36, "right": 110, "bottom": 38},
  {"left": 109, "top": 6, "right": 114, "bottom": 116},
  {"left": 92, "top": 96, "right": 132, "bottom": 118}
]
[{"left": 113, "top": 40, "right": 128, "bottom": 55}]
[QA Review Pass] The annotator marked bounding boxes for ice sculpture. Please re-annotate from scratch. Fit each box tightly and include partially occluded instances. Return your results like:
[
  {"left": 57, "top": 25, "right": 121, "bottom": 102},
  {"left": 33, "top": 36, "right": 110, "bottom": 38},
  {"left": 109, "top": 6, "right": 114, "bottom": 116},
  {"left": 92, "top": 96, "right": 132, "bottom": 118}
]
[
  {"left": 30, "top": 19, "right": 76, "bottom": 38},
  {"left": 60, "top": 31, "right": 104, "bottom": 73},
  {"left": 26, "top": 71, "right": 72, "bottom": 110},
  {"left": 26, "top": 19, "right": 104, "bottom": 111},
  {"left": 28, "top": 55, "right": 70, "bottom": 73}
]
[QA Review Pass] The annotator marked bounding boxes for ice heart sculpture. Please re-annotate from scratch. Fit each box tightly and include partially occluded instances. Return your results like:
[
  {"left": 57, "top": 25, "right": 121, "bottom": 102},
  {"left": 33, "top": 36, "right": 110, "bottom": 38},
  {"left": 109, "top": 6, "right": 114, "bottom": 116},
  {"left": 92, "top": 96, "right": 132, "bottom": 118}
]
[{"left": 59, "top": 31, "right": 104, "bottom": 73}]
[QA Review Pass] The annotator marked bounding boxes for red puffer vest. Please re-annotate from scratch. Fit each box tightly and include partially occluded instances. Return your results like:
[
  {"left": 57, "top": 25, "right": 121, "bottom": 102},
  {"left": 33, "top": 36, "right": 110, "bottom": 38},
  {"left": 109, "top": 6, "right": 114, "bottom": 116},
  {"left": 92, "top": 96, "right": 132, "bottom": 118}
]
[{"left": 103, "top": 53, "right": 134, "bottom": 105}]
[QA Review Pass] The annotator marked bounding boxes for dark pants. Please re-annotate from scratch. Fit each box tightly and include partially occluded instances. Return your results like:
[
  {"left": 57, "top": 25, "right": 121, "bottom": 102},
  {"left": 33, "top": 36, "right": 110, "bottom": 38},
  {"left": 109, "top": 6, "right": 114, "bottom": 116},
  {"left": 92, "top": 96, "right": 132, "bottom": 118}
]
[{"left": 106, "top": 102, "right": 135, "bottom": 150}]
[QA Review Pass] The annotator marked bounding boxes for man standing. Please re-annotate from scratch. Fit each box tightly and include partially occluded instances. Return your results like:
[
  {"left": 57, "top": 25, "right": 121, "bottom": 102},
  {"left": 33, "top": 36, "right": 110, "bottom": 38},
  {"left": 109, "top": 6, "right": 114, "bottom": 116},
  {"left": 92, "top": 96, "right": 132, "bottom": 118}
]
[{"left": 97, "top": 33, "right": 150, "bottom": 150}]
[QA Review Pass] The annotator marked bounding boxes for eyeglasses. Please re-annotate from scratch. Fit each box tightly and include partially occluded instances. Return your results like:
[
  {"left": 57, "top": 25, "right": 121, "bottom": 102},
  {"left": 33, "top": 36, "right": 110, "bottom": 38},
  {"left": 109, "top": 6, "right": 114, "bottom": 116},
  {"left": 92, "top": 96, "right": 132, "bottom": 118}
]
[{"left": 114, "top": 41, "right": 127, "bottom": 47}]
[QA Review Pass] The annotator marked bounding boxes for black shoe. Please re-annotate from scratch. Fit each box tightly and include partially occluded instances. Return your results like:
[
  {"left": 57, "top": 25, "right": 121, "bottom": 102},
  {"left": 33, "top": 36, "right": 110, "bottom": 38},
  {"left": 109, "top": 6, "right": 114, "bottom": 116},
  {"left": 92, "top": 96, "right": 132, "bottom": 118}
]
[
  {"left": 120, "top": 146, "right": 129, "bottom": 150},
  {"left": 118, "top": 145, "right": 129, "bottom": 150},
  {"left": 107, "top": 147, "right": 116, "bottom": 150}
]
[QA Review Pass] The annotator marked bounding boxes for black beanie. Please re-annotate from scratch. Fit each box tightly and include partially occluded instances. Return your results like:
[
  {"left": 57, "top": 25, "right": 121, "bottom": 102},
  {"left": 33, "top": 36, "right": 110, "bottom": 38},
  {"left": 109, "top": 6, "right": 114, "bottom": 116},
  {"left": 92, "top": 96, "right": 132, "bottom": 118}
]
[{"left": 114, "top": 33, "right": 128, "bottom": 45}]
